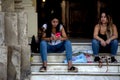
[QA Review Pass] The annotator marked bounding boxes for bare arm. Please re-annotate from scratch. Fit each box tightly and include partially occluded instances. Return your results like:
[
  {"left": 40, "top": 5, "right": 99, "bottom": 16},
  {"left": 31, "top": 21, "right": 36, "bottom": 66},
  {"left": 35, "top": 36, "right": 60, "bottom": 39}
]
[
  {"left": 93, "top": 24, "right": 105, "bottom": 42},
  {"left": 60, "top": 26, "right": 68, "bottom": 40},
  {"left": 41, "top": 28, "right": 51, "bottom": 41},
  {"left": 93, "top": 24, "right": 107, "bottom": 46}
]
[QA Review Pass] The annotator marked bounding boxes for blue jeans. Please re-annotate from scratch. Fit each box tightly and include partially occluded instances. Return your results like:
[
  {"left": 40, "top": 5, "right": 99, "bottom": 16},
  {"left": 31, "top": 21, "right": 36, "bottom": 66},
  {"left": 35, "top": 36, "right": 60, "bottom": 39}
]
[
  {"left": 40, "top": 40, "right": 72, "bottom": 62},
  {"left": 92, "top": 39, "right": 118, "bottom": 56}
]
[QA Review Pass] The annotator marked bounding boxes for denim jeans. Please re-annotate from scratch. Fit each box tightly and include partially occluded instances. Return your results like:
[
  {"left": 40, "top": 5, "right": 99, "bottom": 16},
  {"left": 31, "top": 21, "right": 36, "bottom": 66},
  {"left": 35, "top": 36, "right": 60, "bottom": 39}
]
[
  {"left": 92, "top": 39, "right": 118, "bottom": 56},
  {"left": 40, "top": 40, "right": 72, "bottom": 62}
]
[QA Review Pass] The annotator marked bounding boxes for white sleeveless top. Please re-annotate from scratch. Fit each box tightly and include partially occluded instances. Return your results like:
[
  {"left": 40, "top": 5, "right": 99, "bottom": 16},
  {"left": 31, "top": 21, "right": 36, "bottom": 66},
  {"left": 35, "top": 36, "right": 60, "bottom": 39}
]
[{"left": 42, "top": 24, "right": 63, "bottom": 45}]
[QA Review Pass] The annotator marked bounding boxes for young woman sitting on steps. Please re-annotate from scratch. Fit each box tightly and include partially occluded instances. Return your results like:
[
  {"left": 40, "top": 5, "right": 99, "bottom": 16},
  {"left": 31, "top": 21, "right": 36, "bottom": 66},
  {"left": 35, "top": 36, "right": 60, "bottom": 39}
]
[
  {"left": 39, "top": 14, "right": 78, "bottom": 72},
  {"left": 92, "top": 9, "right": 118, "bottom": 63}
]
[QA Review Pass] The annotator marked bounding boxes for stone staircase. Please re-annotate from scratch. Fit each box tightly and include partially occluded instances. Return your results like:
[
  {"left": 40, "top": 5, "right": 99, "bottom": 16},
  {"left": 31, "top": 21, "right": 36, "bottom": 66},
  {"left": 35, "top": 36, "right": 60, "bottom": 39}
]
[{"left": 30, "top": 42, "right": 120, "bottom": 80}]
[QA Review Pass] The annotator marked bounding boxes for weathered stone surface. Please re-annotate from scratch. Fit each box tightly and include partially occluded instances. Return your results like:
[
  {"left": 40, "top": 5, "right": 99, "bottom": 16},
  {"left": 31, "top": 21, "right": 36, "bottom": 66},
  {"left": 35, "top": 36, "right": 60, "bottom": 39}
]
[
  {"left": 0, "top": 0, "right": 1, "bottom": 11},
  {"left": 7, "top": 45, "right": 21, "bottom": 80},
  {"left": 1, "top": 0, "right": 14, "bottom": 12},
  {"left": 14, "top": 0, "right": 24, "bottom": 12},
  {"left": 0, "top": 2, "right": 31, "bottom": 80},
  {"left": 7, "top": 45, "right": 30, "bottom": 80},
  {"left": 18, "top": 11, "right": 28, "bottom": 45},
  {"left": 22, "top": 0, "right": 38, "bottom": 38},
  {"left": 0, "top": 12, "right": 5, "bottom": 46},
  {"left": 0, "top": 46, "right": 7, "bottom": 80},
  {"left": 21, "top": 45, "right": 31, "bottom": 80},
  {"left": 5, "top": 12, "right": 18, "bottom": 46}
]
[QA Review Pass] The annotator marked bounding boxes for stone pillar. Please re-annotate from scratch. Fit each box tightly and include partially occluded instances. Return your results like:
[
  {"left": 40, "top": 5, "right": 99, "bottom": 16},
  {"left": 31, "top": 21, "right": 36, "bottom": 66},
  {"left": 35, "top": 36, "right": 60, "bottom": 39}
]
[
  {"left": 32, "top": 0, "right": 36, "bottom": 11},
  {"left": 0, "top": 0, "right": 1, "bottom": 11},
  {"left": 1, "top": 0, "right": 14, "bottom": 12},
  {"left": 5, "top": 12, "right": 18, "bottom": 46},
  {"left": 17, "top": 11, "right": 31, "bottom": 80},
  {"left": 15, "top": 1, "right": 31, "bottom": 79},
  {"left": 14, "top": 0, "right": 24, "bottom": 12},
  {"left": 61, "top": 0, "right": 66, "bottom": 26},
  {"left": 65, "top": 1, "right": 70, "bottom": 35},
  {"left": 0, "top": 12, "right": 5, "bottom": 46},
  {"left": 97, "top": 0, "right": 101, "bottom": 19},
  {"left": 0, "top": 0, "right": 31, "bottom": 80},
  {"left": 7, "top": 45, "right": 21, "bottom": 80},
  {"left": 22, "top": 0, "right": 38, "bottom": 39},
  {"left": 18, "top": 11, "right": 28, "bottom": 45},
  {"left": 21, "top": 45, "right": 30, "bottom": 80},
  {"left": 0, "top": 46, "right": 7, "bottom": 80}
]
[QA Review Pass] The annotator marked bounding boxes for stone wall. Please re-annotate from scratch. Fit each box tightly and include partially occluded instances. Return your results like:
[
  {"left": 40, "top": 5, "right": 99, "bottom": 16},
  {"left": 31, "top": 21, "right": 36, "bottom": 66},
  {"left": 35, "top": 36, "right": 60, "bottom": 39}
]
[{"left": 0, "top": 12, "right": 5, "bottom": 46}]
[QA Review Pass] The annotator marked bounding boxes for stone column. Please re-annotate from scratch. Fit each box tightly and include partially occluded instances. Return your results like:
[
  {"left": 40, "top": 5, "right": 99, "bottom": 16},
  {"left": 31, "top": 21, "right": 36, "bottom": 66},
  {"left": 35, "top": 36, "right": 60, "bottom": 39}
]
[
  {"left": 61, "top": 0, "right": 66, "bottom": 26},
  {"left": 22, "top": 0, "right": 38, "bottom": 39},
  {"left": 18, "top": 11, "right": 28, "bottom": 45},
  {"left": 0, "top": 0, "right": 1, "bottom": 11},
  {"left": 5, "top": 12, "right": 18, "bottom": 46},
  {"left": 0, "top": 12, "right": 5, "bottom": 46},
  {"left": 1, "top": 0, "right": 14, "bottom": 12},
  {"left": 65, "top": 1, "right": 70, "bottom": 36},
  {"left": 0, "top": 46, "right": 7, "bottom": 80},
  {"left": 17, "top": 11, "right": 31, "bottom": 80},
  {"left": 14, "top": 0, "right": 24, "bottom": 12},
  {"left": 7, "top": 45, "right": 21, "bottom": 80},
  {"left": 32, "top": 0, "right": 36, "bottom": 11},
  {"left": 97, "top": 0, "right": 101, "bottom": 19},
  {"left": 21, "top": 45, "right": 30, "bottom": 80},
  {"left": 0, "top": 0, "right": 31, "bottom": 80}
]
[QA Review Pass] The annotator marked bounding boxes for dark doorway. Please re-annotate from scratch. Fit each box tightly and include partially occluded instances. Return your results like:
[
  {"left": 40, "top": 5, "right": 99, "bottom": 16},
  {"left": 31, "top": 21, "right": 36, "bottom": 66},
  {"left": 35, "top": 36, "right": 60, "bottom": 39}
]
[
  {"left": 37, "top": 0, "right": 62, "bottom": 28},
  {"left": 104, "top": 0, "right": 120, "bottom": 40},
  {"left": 68, "top": 0, "right": 97, "bottom": 39}
]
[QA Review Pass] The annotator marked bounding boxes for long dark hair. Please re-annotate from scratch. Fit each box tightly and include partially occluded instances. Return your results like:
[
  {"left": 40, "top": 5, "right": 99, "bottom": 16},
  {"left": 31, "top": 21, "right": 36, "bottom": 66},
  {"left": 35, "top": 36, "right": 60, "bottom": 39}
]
[
  {"left": 98, "top": 8, "right": 113, "bottom": 38},
  {"left": 45, "top": 14, "right": 62, "bottom": 37}
]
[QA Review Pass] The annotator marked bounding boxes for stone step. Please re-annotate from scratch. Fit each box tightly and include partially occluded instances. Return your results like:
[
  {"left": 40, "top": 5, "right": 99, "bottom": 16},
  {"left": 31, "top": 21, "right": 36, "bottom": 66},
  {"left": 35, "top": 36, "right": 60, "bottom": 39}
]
[
  {"left": 71, "top": 42, "right": 120, "bottom": 45},
  {"left": 71, "top": 42, "right": 120, "bottom": 53},
  {"left": 31, "top": 53, "right": 120, "bottom": 63},
  {"left": 31, "top": 71, "right": 120, "bottom": 75},
  {"left": 31, "top": 63, "right": 120, "bottom": 73},
  {"left": 30, "top": 42, "right": 120, "bottom": 80},
  {"left": 30, "top": 72, "right": 120, "bottom": 80},
  {"left": 30, "top": 42, "right": 120, "bottom": 54}
]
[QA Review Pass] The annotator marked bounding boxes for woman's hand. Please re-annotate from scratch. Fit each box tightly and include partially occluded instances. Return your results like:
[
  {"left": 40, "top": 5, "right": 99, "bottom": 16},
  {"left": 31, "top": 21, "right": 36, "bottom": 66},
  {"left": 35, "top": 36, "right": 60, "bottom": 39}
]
[
  {"left": 50, "top": 36, "right": 60, "bottom": 40},
  {"left": 106, "top": 39, "right": 111, "bottom": 44},
  {"left": 100, "top": 40, "right": 106, "bottom": 47}
]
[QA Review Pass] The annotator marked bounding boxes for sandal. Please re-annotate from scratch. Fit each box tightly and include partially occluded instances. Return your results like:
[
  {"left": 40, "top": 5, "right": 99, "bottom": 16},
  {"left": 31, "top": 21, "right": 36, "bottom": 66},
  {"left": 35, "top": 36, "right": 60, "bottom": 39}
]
[
  {"left": 111, "top": 57, "right": 117, "bottom": 63},
  {"left": 39, "top": 66, "right": 47, "bottom": 72},
  {"left": 94, "top": 56, "right": 100, "bottom": 62},
  {"left": 68, "top": 66, "right": 78, "bottom": 72}
]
